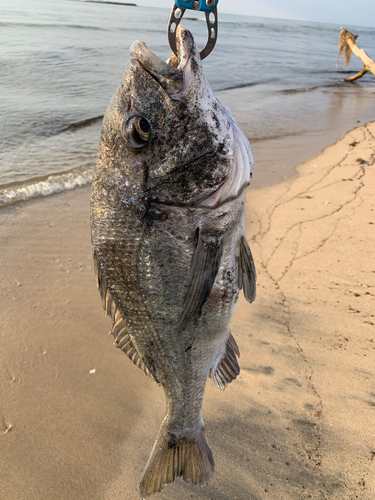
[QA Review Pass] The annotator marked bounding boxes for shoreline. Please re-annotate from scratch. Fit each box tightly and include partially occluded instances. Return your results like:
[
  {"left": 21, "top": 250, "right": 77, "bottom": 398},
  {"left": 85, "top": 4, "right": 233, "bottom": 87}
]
[
  {"left": 1, "top": 118, "right": 374, "bottom": 207},
  {"left": 249, "top": 120, "right": 365, "bottom": 190},
  {"left": 1, "top": 123, "right": 374, "bottom": 499}
]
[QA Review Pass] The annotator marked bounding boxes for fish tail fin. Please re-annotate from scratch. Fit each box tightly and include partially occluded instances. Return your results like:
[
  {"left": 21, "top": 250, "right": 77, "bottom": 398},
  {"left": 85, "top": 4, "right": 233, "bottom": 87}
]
[{"left": 139, "top": 419, "right": 215, "bottom": 499}]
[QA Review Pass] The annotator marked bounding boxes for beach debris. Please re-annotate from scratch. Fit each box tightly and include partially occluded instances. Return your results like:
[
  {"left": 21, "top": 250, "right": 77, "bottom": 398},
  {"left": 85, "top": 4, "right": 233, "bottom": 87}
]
[
  {"left": 337, "top": 28, "right": 375, "bottom": 82},
  {"left": 89, "top": 369, "right": 96, "bottom": 374},
  {"left": 90, "top": 27, "right": 256, "bottom": 499},
  {"left": 4, "top": 424, "right": 12, "bottom": 434},
  {"left": 1, "top": 415, "right": 13, "bottom": 434}
]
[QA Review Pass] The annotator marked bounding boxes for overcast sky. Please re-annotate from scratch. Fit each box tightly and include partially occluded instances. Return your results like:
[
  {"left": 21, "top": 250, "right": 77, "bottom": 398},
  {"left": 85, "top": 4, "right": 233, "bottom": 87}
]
[{"left": 136, "top": 0, "right": 375, "bottom": 27}]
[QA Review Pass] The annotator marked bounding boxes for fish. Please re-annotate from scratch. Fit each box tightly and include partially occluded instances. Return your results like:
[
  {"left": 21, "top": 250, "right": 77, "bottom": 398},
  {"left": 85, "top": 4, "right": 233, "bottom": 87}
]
[{"left": 90, "top": 26, "right": 256, "bottom": 499}]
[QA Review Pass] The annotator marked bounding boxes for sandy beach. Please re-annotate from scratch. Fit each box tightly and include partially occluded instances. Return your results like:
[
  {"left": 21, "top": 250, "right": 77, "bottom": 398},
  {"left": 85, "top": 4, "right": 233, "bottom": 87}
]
[{"left": 1, "top": 122, "right": 374, "bottom": 500}]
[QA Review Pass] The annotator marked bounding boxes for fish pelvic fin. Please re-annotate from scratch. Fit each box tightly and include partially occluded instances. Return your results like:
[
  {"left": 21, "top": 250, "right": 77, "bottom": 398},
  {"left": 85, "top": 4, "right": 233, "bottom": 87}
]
[
  {"left": 139, "top": 420, "right": 215, "bottom": 498},
  {"left": 93, "top": 251, "right": 154, "bottom": 379},
  {"left": 177, "top": 228, "right": 223, "bottom": 335},
  {"left": 210, "top": 332, "right": 240, "bottom": 391},
  {"left": 238, "top": 235, "right": 257, "bottom": 304}
]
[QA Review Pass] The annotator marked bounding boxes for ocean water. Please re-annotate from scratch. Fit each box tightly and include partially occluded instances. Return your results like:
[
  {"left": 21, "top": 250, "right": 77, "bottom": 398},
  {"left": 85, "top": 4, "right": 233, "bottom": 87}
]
[{"left": 1, "top": 0, "right": 375, "bottom": 205}]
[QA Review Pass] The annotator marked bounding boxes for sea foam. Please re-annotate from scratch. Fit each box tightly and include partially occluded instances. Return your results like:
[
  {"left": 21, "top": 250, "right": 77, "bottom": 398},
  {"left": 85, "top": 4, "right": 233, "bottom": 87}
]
[{"left": 0, "top": 168, "right": 93, "bottom": 206}]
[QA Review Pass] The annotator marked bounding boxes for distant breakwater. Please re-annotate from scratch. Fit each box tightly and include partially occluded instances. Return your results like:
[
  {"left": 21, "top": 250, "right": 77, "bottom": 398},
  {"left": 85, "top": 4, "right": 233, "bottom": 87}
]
[{"left": 83, "top": 1, "right": 137, "bottom": 6}]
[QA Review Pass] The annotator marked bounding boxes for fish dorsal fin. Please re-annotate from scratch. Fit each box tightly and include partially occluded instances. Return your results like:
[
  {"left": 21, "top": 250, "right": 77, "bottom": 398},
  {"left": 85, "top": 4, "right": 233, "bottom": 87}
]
[
  {"left": 110, "top": 314, "right": 153, "bottom": 378},
  {"left": 210, "top": 332, "right": 240, "bottom": 391},
  {"left": 94, "top": 252, "right": 153, "bottom": 379},
  {"left": 177, "top": 228, "right": 223, "bottom": 335},
  {"left": 238, "top": 235, "right": 257, "bottom": 304}
]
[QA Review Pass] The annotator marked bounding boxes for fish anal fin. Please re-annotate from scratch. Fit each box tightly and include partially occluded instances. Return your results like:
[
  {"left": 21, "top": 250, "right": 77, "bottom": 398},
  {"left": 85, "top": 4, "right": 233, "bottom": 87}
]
[
  {"left": 210, "top": 332, "right": 240, "bottom": 391},
  {"left": 177, "top": 229, "right": 223, "bottom": 334},
  {"left": 238, "top": 235, "right": 257, "bottom": 304},
  {"left": 139, "top": 421, "right": 214, "bottom": 499}
]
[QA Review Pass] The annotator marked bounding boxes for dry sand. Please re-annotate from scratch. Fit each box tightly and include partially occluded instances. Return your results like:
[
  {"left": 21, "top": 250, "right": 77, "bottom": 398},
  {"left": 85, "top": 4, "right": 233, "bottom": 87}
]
[{"left": 0, "top": 122, "right": 374, "bottom": 500}]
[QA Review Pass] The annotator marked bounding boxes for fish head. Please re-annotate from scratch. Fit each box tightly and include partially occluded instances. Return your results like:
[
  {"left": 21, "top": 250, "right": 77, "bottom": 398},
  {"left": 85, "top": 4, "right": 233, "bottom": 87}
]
[{"left": 96, "top": 26, "right": 252, "bottom": 209}]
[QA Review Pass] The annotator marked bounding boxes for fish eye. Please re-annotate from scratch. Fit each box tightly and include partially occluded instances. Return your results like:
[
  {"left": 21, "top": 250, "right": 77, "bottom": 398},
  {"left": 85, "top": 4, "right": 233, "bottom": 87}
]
[{"left": 124, "top": 116, "right": 151, "bottom": 148}]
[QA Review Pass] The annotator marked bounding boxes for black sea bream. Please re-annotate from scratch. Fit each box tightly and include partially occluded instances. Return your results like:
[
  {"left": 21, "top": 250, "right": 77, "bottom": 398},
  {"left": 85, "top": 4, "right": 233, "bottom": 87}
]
[{"left": 90, "top": 26, "right": 256, "bottom": 499}]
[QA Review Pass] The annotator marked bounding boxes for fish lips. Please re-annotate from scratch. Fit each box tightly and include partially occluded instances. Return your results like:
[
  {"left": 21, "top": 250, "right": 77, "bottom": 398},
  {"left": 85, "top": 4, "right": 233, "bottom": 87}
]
[
  {"left": 129, "top": 26, "right": 199, "bottom": 97},
  {"left": 130, "top": 42, "right": 184, "bottom": 96}
]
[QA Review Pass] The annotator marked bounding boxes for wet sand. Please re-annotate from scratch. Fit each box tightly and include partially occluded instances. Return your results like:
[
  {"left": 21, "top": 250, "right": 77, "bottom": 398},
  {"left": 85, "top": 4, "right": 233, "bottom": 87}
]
[{"left": 1, "top": 122, "right": 374, "bottom": 499}]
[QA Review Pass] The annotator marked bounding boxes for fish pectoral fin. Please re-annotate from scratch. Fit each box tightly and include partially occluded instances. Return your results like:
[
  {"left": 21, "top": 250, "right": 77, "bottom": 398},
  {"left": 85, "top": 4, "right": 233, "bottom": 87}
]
[
  {"left": 210, "top": 332, "right": 240, "bottom": 391},
  {"left": 94, "top": 251, "right": 154, "bottom": 379},
  {"left": 238, "top": 235, "right": 257, "bottom": 304},
  {"left": 139, "top": 421, "right": 214, "bottom": 498},
  {"left": 177, "top": 228, "right": 223, "bottom": 335}
]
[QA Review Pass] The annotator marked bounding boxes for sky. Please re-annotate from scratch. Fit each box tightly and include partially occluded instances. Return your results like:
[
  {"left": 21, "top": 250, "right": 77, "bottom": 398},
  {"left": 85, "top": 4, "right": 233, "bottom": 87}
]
[{"left": 135, "top": 0, "right": 375, "bottom": 27}]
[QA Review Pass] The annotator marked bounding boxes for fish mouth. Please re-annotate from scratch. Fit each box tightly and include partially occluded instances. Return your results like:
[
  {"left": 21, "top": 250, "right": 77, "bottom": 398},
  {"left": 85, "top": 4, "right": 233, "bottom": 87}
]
[{"left": 129, "top": 26, "right": 197, "bottom": 97}]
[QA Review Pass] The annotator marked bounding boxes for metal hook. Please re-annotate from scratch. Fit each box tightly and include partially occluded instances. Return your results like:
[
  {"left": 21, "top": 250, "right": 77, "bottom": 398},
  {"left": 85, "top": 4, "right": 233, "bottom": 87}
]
[{"left": 168, "top": 3, "right": 218, "bottom": 61}]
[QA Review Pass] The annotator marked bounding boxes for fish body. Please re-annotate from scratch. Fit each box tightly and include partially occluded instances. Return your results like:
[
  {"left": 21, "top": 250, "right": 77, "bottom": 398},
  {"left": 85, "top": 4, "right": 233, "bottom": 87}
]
[{"left": 90, "top": 27, "right": 256, "bottom": 498}]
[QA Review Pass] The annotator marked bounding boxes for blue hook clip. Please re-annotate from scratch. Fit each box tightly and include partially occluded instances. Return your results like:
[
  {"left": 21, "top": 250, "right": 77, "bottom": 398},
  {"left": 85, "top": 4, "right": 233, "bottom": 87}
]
[{"left": 168, "top": 0, "right": 219, "bottom": 60}]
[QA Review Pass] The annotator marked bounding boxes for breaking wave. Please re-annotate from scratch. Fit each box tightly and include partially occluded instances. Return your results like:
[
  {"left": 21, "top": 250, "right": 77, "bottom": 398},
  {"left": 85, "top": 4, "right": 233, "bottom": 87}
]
[
  {"left": 59, "top": 115, "right": 104, "bottom": 135},
  {"left": 0, "top": 21, "right": 107, "bottom": 30},
  {"left": 0, "top": 168, "right": 93, "bottom": 207}
]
